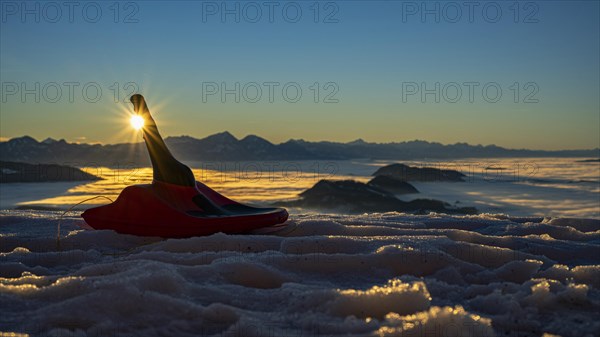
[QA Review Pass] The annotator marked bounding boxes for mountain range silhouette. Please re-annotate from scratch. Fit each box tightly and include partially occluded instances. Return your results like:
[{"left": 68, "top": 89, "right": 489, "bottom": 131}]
[{"left": 1, "top": 132, "right": 598, "bottom": 165}]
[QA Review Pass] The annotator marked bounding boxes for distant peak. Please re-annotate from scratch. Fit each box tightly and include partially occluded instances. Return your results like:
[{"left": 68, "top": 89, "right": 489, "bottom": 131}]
[
  {"left": 165, "top": 135, "right": 196, "bottom": 142},
  {"left": 348, "top": 138, "right": 367, "bottom": 145},
  {"left": 241, "top": 134, "right": 270, "bottom": 143},
  {"left": 42, "top": 137, "right": 58, "bottom": 144},
  {"left": 217, "top": 131, "right": 236, "bottom": 139},
  {"left": 9, "top": 136, "right": 38, "bottom": 144},
  {"left": 204, "top": 131, "right": 238, "bottom": 142}
]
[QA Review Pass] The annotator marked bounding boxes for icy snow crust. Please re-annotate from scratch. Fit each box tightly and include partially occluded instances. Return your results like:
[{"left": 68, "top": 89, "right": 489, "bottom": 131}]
[{"left": 1, "top": 210, "right": 599, "bottom": 337}]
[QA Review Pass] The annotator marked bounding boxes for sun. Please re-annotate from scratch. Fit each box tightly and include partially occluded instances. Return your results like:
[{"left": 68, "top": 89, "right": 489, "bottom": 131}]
[{"left": 130, "top": 115, "right": 145, "bottom": 130}]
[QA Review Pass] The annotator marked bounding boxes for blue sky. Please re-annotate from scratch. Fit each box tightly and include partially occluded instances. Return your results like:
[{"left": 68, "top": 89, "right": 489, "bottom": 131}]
[{"left": 1, "top": 1, "right": 599, "bottom": 150}]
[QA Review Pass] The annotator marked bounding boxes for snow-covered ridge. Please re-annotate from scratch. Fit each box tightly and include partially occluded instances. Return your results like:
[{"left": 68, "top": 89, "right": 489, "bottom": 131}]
[{"left": 1, "top": 211, "right": 598, "bottom": 336}]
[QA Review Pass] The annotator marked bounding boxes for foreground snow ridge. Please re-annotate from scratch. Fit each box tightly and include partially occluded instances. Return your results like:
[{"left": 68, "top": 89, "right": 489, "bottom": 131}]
[{"left": 0, "top": 210, "right": 599, "bottom": 337}]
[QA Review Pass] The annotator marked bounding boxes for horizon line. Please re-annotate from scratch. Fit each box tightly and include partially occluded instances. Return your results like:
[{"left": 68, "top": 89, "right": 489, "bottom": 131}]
[{"left": 2, "top": 133, "right": 599, "bottom": 153}]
